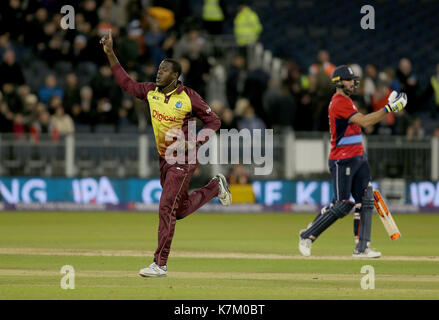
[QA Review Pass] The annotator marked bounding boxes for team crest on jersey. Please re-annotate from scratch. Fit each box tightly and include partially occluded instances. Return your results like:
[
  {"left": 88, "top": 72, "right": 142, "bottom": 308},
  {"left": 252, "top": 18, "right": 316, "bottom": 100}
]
[{"left": 175, "top": 101, "right": 182, "bottom": 109}]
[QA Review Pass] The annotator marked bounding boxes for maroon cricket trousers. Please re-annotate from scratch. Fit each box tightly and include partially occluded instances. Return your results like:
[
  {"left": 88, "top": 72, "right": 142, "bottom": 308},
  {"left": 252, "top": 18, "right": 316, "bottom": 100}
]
[{"left": 154, "top": 157, "right": 219, "bottom": 266}]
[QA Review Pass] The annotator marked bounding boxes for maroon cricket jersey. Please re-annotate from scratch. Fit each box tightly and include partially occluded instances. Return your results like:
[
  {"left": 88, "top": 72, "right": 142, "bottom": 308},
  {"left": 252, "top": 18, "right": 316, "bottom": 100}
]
[
  {"left": 111, "top": 63, "right": 221, "bottom": 158},
  {"left": 328, "top": 93, "right": 364, "bottom": 160}
]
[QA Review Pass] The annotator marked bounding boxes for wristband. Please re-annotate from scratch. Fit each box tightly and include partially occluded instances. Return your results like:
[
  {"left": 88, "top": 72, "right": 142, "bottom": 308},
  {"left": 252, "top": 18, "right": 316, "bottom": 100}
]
[{"left": 384, "top": 105, "right": 391, "bottom": 113}]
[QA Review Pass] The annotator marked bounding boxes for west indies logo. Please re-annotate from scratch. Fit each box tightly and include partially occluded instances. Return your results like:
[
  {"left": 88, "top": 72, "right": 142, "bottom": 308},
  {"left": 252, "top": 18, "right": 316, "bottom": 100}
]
[{"left": 175, "top": 101, "right": 182, "bottom": 109}]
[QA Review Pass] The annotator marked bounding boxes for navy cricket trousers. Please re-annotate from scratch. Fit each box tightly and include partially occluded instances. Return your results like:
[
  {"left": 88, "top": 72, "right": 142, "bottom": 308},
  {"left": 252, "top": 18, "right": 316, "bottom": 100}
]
[{"left": 328, "top": 153, "right": 371, "bottom": 203}]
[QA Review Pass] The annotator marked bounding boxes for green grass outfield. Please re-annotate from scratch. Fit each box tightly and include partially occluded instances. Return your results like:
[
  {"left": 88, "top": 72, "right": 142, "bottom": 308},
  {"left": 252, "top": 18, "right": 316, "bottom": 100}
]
[{"left": 0, "top": 211, "right": 438, "bottom": 300}]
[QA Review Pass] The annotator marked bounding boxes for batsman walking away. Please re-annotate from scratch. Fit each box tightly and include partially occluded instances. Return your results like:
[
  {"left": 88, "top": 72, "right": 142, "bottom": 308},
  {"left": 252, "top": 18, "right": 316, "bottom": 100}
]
[
  {"left": 298, "top": 65, "right": 407, "bottom": 258},
  {"left": 100, "top": 30, "right": 232, "bottom": 277}
]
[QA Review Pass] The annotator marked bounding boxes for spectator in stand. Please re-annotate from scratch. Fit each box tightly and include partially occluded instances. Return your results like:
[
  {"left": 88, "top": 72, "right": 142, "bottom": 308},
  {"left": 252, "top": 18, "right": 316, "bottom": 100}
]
[
  {"left": 363, "top": 63, "right": 378, "bottom": 107},
  {"left": 90, "top": 64, "right": 122, "bottom": 106},
  {"left": 209, "top": 100, "right": 225, "bottom": 118},
  {"left": 1, "top": 0, "right": 25, "bottom": 41},
  {"left": 72, "top": 86, "right": 95, "bottom": 126},
  {"left": 22, "top": 93, "right": 38, "bottom": 124},
  {"left": 117, "top": 27, "right": 141, "bottom": 70},
  {"left": 124, "top": 0, "right": 143, "bottom": 21},
  {"left": 309, "top": 50, "right": 336, "bottom": 77},
  {"left": 237, "top": 104, "right": 266, "bottom": 131},
  {"left": 178, "top": 56, "right": 190, "bottom": 83},
  {"left": 30, "top": 110, "right": 58, "bottom": 142},
  {"left": 406, "top": 116, "right": 425, "bottom": 140},
  {"left": 383, "top": 67, "right": 400, "bottom": 92},
  {"left": 147, "top": 6, "right": 176, "bottom": 32},
  {"left": 25, "top": 7, "right": 49, "bottom": 51},
  {"left": 286, "top": 60, "right": 309, "bottom": 99},
  {"left": 371, "top": 74, "right": 394, "bottom": 135},
  {"left": 0, "top": 32, "right": 16, "bottom": 60},
  {"left": 2, "top": 83, "right": 23, "bottom": 114},
  {"left": 397, "top": 58, "right": 418, "bottom": 114},
  {"left": 313, "top": 66, "right": 333, "bottom": 131},
  {"left": 98, "top": 0, "right": 123, "bottom": 28},
  {"left": 293, "top": 72, "right": 315, "bottom": 131},
  {"left": 48, "top": 95, "right": 63, "bottom": 115},
  {"left": 433, "top": 126, "right": 439, "bottom": 137},
  {"left": 233, "top": 0, "right": 262, "bottom": 58},
  {"left": 12, "top": 113, "right": 26, "bottom": 140},
  {"left": 228, "top": 164, "right": 250, "bottom": 185},
  {"left": 17, "top": 84, "right": 31, "bottom": 103},
  {"left": 0, "top": 49, "right": 25, "bottom": 87},
  {"left": 242, "top": 64, "right": 269, "bottom": 120},
  {"left": 220, "top": 108, "right": 237, "bottom": 130},
  {"left": 119, "top": 96, "right": 138, "bottom": 126},
  {"left": 79, "top": 0, "right": 100, "bottom": 29},
  {"left": 263, "top": 80, "right": 297, "bottom": 130},
  {"left": 63, "top": 73, "right": 81, "bottom": 115},
  {"left": 420, "top": 63, "right": 439, "bottom": 118},
  {"left": 226, "top": 54, "right": 246, "bottom": 110},
  {"left": 174, "top": 26, "right": 211, "bottom": 97},
  {"left": 51, "top": 106, "right": 75, "bottom": 135},
  {"left": 42, "top": 34, "right": 65, "bottom": 67},
  {"left": 37, "top": 21, "right": 58, "bottom": 56},
  {"left": 202, "top": 0, "right": 227, "bottom": 35},
  {"left": 284, "top": 61, "right": 314, "bottom": 131},
  {"left": 70, "top": 34, "right": 88, "bottom": 65},
  {"left": 75, "top": 13, "right": 93, "bottom": 38},
  {"left": 0, "top": 100, "right": 13, "bottom": 133},
  {"left": 143, "top": 13, "right": 167, "bottom": 68},
  {"left": 95, "top": 98, "right": 117, "bottom": 126},
  {"left": 178, "top": 56, "right": 209, "bottom": 98},
  {"left": 38, "top": 74, "right": 64, "bottom": 105},
  {"left": 174, "top": 26, "right": 208, "bottom": 59},
  {"left": 394, "top": 109, "right": 412, "bottom": 136}
]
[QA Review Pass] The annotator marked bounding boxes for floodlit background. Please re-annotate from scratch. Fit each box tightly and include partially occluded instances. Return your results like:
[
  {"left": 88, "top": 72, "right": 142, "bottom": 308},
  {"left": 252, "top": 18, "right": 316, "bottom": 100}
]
[
  {"left": 0, "top": 0, "right": 439, "bottom": 210},
  {"left": 1, "top": 0, "right": 439, "bottom": 302}
]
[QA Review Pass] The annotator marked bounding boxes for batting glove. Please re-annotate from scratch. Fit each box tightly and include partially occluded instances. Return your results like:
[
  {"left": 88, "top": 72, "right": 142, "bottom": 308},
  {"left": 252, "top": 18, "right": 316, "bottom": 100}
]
[{"left": 384, "top": 91, "right": 408, "bottom": 113}]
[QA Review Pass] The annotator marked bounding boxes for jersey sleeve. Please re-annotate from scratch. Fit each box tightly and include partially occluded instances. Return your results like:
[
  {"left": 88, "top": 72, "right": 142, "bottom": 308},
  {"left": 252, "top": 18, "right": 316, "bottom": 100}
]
[
  {"left": 185, "top": 87, "right": 221, "bottom": 132},
  {"left": 335, "top": 98, "right": 358, "bottom": 120},
  {"left": 111, "top": 63, "right": 155, "bottom": 100}
]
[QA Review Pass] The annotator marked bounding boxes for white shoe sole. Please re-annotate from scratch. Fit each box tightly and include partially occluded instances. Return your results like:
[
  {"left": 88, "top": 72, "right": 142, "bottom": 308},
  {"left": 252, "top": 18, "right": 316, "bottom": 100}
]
[{"left": 139, "top": 272, "right": 167, "bottom": 277}]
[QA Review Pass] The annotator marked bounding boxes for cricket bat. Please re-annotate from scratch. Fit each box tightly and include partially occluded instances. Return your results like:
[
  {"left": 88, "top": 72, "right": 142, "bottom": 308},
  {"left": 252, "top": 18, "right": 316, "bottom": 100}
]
[{"left": 373, "top": 189, "right": 401, "bottom": 240}]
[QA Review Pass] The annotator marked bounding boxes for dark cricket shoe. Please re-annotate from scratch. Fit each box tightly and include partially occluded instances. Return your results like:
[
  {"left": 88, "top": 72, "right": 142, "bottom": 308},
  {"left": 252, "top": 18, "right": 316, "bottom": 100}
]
[{"left": 213, "top": 173, "right": 232, "bottom": 206}]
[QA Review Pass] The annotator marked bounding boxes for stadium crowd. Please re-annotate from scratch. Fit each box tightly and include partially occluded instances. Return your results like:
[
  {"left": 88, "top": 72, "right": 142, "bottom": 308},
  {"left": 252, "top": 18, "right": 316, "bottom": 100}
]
[{"left": 0, "top": 0, "right": 438, "bottom": 141}]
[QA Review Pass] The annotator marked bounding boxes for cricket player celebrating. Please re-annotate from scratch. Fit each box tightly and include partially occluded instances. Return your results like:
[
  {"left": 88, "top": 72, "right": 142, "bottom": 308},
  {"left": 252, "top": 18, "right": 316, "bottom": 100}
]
[
  {"left": 298, "top": 65, "right": 407, "bottom": 258},
  {"left": 100, "top": 31, "right": 232, "bottom": 277}
]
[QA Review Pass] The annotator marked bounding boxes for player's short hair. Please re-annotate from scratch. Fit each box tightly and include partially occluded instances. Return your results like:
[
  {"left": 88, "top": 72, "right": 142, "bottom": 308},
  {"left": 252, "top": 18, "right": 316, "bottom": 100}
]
[{"left": 162, "top": 58, "right": 182, "bottom": 78}]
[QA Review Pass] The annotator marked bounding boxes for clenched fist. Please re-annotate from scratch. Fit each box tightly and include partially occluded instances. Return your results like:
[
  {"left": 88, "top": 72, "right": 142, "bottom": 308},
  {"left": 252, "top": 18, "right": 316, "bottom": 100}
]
[{"left": 384, "top": 91, "right": 408, "bottom": 113}]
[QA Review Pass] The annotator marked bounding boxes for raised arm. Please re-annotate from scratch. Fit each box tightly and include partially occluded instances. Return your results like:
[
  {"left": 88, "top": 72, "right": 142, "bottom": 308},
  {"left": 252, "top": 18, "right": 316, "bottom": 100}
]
[
  {"left": 100, "top": 30, "right": 153, "bottom": 100},
  {"left": 350, "top": 91, "right": 407, "bottom": 127},
  {"left": 100, "top": 29, "right": 119, "bottom": 67}
]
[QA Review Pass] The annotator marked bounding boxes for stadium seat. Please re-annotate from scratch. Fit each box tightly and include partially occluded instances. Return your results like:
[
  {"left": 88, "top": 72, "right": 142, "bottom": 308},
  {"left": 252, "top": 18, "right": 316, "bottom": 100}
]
[
  {"left": 94, "top": 124, "right": 116, "bottom": 134},
  {"left": 223, "top": 0, "right": 439, "bottom": 73},
  {"left": 75, "top": 124, "right": 92, "bottom": 133},
  {"left": 117, "top": 124, "right": 138, "bottom": 134}
]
